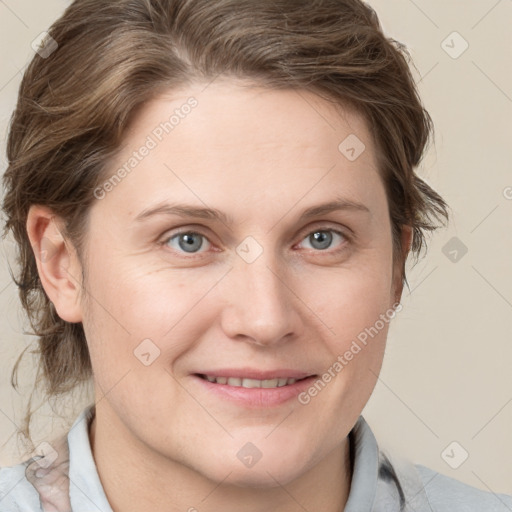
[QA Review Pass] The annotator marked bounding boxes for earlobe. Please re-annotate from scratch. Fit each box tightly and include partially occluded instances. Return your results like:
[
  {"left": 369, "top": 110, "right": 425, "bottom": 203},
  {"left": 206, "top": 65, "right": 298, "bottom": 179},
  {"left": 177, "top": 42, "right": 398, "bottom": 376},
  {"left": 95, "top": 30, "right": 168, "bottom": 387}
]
[
  {"left": 26, "top": 205, "right": 84, "bottom": 323},
  {"left": 402, "top": 224, "right": 413, "bottom": 257},
  {"left": 392, "top": 225, "right": 413, "bottom": 305}
]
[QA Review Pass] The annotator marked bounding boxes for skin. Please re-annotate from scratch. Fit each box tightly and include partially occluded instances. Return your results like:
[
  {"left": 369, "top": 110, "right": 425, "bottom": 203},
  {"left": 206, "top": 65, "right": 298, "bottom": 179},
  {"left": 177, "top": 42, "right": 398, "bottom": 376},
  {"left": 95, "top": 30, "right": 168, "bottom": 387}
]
[{"left": 27, "top": 79, "right": 412, "bottom": 512}]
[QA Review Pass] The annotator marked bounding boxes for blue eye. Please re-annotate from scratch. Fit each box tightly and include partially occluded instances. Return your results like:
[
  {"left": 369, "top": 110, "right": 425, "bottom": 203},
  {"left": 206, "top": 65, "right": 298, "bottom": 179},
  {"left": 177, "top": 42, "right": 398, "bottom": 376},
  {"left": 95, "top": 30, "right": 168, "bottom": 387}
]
[
  {"left": 299, "top": 229, "right": 347, "bottom": 251},
  {"left": 162, "top": 227, "right": 348, "bottom": 257},
  {"left": 165, "top": 232, "right": 211, "bottom": 254}
]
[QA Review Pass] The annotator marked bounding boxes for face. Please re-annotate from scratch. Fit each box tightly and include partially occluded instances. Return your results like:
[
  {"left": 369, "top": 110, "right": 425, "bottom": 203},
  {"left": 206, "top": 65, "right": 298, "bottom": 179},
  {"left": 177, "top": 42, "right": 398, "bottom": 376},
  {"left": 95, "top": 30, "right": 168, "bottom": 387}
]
[{"left": 75, "top": 80, "right": 405, "bottom": 486}]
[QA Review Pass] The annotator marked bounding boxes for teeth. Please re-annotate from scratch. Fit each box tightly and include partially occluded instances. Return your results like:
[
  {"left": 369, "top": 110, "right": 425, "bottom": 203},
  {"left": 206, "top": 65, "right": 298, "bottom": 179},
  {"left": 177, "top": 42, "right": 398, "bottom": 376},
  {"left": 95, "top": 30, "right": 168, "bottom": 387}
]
[
  {"left": 242, "top": 378, "right": 262, "bottom": 388},
  {"left": 261, "top": 378, "right": 279, "bottom": 388},
  {"left": 202, "top": 375, "right": 302, "bottom": 388}
]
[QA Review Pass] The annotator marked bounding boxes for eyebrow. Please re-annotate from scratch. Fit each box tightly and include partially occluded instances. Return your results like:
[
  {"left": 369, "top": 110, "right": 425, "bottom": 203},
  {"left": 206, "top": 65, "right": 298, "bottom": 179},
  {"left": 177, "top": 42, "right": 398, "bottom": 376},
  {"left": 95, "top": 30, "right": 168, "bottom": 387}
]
[{"left": 134, "top": 197, "right": 371, "bottom": 225}]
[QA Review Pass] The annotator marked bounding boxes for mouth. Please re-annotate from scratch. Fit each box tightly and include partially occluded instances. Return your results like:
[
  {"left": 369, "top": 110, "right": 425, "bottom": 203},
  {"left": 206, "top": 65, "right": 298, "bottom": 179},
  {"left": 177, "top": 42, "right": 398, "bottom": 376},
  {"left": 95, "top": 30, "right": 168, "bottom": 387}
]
[
  {"left": 192, "top": 371, "right": 318, "bottom": 408},
  {"left": 196, "top": 374, "right": 311, "bottom": 388}
]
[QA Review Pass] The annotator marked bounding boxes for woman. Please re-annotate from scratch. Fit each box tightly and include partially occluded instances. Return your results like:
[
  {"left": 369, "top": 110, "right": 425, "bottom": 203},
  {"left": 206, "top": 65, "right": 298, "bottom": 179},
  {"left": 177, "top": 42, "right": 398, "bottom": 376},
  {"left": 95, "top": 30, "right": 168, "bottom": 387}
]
[{"left": 1, "top": 0, "right": 511, "bottom": 510}]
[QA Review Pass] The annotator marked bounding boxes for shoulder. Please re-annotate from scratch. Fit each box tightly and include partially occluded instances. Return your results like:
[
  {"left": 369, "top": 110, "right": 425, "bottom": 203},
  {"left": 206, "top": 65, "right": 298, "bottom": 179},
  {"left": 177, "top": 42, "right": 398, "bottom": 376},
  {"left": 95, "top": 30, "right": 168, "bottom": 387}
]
[
  {"left": 0, "top": 461, "right": 42, "bottom": 511},
  {"left": 1, "top": 432, "right": 72, "bottom": 512},
  {"left": 415, "top": 464, "right": 512, "bottom": 512},
  {"left": 352, "top": 416, "right": 512, "bottom": 512}
]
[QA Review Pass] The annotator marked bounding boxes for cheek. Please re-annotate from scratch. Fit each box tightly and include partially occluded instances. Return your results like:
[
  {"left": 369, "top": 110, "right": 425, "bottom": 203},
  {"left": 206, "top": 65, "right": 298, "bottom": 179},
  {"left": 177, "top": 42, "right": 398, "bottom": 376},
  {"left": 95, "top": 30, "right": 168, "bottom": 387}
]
[
  {"left": 301, "top": 252, "right": 394, "bottom": 338},
  {"left": 295, "top": 250, "right": 395, "bottom": 408},
  {"left": 297, "top": 269, "right": 393, "bottom": 429},
  {"left": 81, "top": 262, "right": 226, "bottom": 371}
]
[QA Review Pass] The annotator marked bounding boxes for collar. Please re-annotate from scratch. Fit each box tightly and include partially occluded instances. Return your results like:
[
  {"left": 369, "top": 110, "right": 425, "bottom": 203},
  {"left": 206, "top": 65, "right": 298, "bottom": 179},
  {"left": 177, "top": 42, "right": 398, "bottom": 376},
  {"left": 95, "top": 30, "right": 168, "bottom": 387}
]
[{"left": 67, "top": 404, "right": 112, "bottom": 511}]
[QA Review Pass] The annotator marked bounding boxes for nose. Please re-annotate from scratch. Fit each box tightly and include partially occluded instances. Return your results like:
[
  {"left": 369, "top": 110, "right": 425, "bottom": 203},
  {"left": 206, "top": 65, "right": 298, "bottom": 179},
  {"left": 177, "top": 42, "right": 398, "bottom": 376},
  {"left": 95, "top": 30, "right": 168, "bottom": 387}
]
[{"left": 218, "top": 249, "right": 304, "bottom": 347}]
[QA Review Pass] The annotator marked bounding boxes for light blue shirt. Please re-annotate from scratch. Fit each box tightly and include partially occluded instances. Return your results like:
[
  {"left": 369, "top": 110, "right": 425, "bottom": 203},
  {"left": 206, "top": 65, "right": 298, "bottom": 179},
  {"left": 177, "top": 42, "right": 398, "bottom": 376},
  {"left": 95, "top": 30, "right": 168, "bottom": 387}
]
[{"left": 1, "top": 404, "right": 511, "bottom": 511}]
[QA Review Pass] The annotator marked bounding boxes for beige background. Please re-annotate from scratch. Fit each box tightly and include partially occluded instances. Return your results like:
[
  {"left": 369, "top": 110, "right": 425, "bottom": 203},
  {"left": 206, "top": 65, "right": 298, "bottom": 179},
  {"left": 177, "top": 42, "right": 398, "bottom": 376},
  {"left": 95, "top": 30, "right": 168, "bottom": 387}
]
[{"left": 1, "top": 0, "right": 511, "bottom": 497}]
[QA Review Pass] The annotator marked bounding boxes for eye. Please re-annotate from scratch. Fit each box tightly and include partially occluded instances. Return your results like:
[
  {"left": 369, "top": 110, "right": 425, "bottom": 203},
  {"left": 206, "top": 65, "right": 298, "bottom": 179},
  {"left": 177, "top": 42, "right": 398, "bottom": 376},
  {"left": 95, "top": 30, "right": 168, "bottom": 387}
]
[
  {"left": 298, "top": 228, "right": 349, "bottom": 252},
  {"left": 160, "top": 226, "right": 350, "bottom": 258},
  {"left": 163, "top": 231, "right": 212, "bottom": 255}
]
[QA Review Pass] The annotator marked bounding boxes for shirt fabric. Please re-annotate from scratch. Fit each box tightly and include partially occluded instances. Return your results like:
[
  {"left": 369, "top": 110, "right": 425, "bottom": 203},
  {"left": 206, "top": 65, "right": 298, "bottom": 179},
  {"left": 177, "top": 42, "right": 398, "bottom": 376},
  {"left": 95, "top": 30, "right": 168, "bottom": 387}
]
[{"left": 1, "top": 404, "right": 511, "bottom": 511}]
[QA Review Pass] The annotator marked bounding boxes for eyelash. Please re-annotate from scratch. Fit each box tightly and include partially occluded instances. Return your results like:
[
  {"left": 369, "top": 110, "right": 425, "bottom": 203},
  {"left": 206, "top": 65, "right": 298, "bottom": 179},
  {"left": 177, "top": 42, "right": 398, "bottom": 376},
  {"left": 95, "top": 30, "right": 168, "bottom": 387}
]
[{"left": 159, "top": 225, "right": 352, "bottom": 259}]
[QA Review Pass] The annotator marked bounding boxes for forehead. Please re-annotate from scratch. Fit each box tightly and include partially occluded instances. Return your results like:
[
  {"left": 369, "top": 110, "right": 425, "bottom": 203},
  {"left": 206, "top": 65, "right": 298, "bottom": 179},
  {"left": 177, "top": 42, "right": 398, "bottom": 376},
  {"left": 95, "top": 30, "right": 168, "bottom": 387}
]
[
  {"left": 119, "top": 79, "right": 376, "bottom": 160},
  {"left": 97, "top": 80, "right": 384, "bottom": 220},
  {"left": 127, "top": 80, "right": 372, "bottom": 148}
]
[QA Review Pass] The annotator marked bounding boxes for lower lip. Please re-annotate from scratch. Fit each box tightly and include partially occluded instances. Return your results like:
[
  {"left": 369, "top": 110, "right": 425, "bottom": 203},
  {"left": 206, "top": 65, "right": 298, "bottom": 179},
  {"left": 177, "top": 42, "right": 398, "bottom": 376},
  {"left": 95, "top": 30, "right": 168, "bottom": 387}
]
[{"left": 192, "top": 375, "right": 318, "bottom": 408}]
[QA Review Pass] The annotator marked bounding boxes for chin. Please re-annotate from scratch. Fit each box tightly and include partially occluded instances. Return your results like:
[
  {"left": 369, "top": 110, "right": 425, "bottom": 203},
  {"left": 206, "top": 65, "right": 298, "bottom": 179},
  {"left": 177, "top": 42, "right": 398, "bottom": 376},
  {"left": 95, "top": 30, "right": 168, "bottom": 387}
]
[
  {"left": 197, "top": 448, "right": 310, "bottom": 489},
  {"left": 220, "top": 464, "right": 304, "bottom": 489}
]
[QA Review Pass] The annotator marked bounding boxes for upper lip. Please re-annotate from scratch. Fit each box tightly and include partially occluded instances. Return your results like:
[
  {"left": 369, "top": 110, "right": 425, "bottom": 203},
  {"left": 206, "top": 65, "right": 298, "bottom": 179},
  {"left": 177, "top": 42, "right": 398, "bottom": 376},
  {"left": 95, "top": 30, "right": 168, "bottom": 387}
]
[{"left": 194, "top": 368, "right": 315, "bottom": 380}]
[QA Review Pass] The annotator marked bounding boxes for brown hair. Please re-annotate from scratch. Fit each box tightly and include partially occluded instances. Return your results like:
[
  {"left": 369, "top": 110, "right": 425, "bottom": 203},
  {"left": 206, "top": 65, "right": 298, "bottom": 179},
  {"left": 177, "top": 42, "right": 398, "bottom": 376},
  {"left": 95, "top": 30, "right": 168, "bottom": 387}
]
[{"left": 2, "top": 0, "right": 449, "bottom": 456}]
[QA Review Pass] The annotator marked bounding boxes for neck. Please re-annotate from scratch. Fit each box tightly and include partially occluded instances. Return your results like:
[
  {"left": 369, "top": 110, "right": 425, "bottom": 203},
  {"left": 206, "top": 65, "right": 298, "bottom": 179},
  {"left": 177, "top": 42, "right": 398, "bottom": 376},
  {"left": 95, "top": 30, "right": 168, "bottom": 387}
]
[{"left": 89, "top": 404, "right": 352, "bottom": 512}]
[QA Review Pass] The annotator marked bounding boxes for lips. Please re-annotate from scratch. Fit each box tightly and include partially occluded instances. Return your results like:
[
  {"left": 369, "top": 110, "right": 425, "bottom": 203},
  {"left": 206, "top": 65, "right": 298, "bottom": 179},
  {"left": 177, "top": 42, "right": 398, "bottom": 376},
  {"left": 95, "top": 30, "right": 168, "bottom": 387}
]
[
  {"left": 191, "top": 369, "right": 318, "bottom": 407},
  {"left": 197, "top": 374, "right": 305, "bottom": 388}
]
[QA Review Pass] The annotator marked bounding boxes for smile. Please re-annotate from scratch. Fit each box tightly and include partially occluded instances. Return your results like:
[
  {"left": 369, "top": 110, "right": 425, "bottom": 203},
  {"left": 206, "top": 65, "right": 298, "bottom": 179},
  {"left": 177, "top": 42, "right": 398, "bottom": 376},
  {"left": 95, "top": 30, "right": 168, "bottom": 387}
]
[{"left": 197, "top": 374, "right": 306, "bottom": 388}]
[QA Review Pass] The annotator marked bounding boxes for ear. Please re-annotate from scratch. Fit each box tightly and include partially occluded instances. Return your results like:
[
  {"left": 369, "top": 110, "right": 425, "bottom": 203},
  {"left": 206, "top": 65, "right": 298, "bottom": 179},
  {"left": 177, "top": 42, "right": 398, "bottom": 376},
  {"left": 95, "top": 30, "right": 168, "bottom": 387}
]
[
  {"left": 392, "top": 224, "right": 413, "bottom": 305},
  {"left": 26, "top": 205, "right": 84, "bottom": 323}
]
